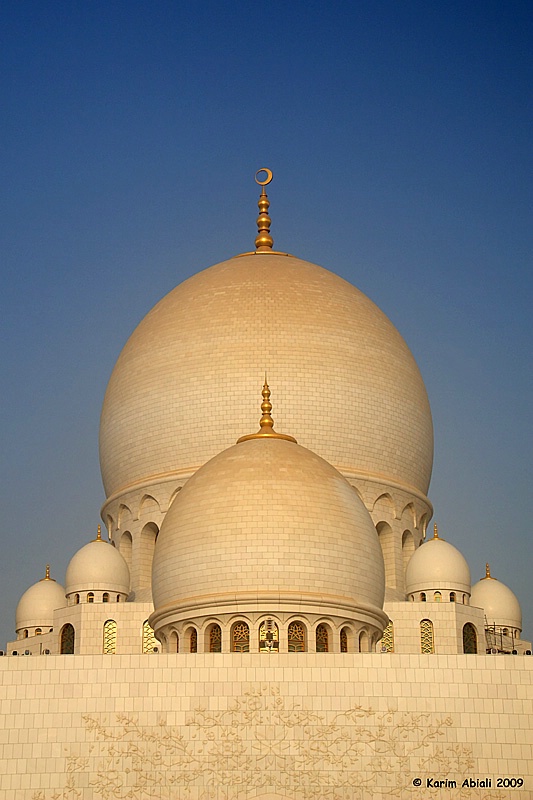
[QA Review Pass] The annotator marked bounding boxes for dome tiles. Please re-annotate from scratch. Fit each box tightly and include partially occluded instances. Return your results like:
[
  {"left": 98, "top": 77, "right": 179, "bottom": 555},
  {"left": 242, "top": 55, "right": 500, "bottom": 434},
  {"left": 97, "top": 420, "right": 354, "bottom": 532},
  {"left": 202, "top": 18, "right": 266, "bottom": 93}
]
[
  {"left": 16, "top": 567, "right": 66, "bottom": 633},
  {"left": 65, "top": 529, "right": 130, "bottom": 598},
  {"left": 99, "top": 253, "right": 433, "bottom": 502},
  {"left": 471, "top": 565, "right": 522, "bottom": 632},
  {"left": 150, "top": 433, "right": 387, "bottom": 634},
  {"left": 405, "top": 525, "right": 471, "bottom": 596}
]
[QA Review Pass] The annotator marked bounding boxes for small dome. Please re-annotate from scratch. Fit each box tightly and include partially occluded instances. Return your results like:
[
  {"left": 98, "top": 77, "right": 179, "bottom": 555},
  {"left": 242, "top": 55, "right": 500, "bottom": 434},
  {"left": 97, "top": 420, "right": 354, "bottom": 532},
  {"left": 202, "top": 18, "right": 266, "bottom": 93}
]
[
  {"left": 65, "top": 528, "right": 130, "bottom": 597},
  {"left": 471, "top": 565, "right": 522, "bottom": 632},
  {"left": 405, "top": 525, "right": 471, "bottom": 597},
  {"left": 16, "top": 566, "right": 66, "bottom": 632},
  {"left": 151, "top": 429, "right": 386, "bottom": 634}
]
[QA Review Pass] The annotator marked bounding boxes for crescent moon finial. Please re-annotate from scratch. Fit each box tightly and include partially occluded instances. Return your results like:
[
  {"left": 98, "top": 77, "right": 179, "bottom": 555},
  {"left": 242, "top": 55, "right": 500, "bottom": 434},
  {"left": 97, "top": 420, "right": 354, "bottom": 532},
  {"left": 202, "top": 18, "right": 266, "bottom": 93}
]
[
  {"left": 255, "top": 168, "right": 273, "bottom": 187},
  {"left": 254, "top": 168, "right": 274, "bottom": 250}
]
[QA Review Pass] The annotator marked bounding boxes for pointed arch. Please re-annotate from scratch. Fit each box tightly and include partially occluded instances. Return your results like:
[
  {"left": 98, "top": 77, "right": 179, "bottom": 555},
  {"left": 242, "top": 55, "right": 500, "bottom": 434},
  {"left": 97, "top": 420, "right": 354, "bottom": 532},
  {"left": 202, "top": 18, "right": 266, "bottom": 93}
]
[
  {"left": 139, "top": 494, "right": 161, "bottom": 517},
  {"left": 119, "top": 531, "right": 133, "bottom": 573},
  {"left": 60, "top": 624, "right": 75, "bottom": 654},
  {"left": 376, "top": 521, "right": 394, "bottom": 589},
  {"left": 402, "top": 530, "right": 415, "bottom": 575},
  {"left": 358, "top": 630, "right": 369, "bottom": 653},
  {"left": 463, "top": 623, "right": 477, "bottom": 654},
  {"left": 372, "top": 492, "right": 396, "bottom": 518},
  {"left": 117, "top": 503, "right": 133, "bottom": 528},
  {"left": 168, "top": 486, "right": 182, "bottom": 509},
  {"left": 138, "top": 522, "right": 159, "bottom": 588},
  {"left": 400, "top": 501, "right": 416, "bottom": 528},
  {"left": 231, "top": 621, "right": 250, "bottom": 653},
  {"left": 315, "top": 623, "right": 330, "bottom": 653}
]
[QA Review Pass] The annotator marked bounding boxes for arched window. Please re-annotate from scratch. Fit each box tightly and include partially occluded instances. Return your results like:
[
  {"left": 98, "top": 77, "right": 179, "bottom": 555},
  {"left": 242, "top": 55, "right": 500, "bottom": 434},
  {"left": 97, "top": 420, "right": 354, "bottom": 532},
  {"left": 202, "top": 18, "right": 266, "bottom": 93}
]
[
  {"left": 60, "top": 624, "right": 75, "bottom": 654},
  {"left": 502, "top": 628, "right": 509, "bottom": 636},
  {"left": 462, "top": 594, "right": 467, "bottom": 604},
  {"left": 117, "top": 595, "right": 121, "bottom": 602},
  {"left": 359, "top": 630, "right": 369, "bottom": 653},
  {"left": 103, "top": 593, "right": 109, "bottom": 603},
  {"left": 169, "top": 631, "right": 179, "bottom": 653},
  {"left": 87, "top": 592, "right": 94, "bottom": 604},
  {"left": 259, "top": 619, "right": 279, "bottom": 652},
  {"left": 434, "top": 591, "right": 442, "bottom": 603},
  {"left": 23, "top": 630, "right": 28, "bottom": 639},
  {"left": 208, "top": 624, "right": 222, "bottom": 653},
  {"left": 189, "top": 628, "right": 198, "bottom": 653},
  {"left": 340, "top": 627, "right": 348, "bottom": 653},
  {"left": 231, "top": 622, "right": 249, "bottom": 653},
  {"left": 288, "top": 621, "right": 306, "bottom": 652},
  {"left": 75, "top": 594, "right": 80, "bottom": 605},
  {"left": 463, "top": 623, "right": 477, "bottom": 654},
  {"left": 420, "top": 592, "right": 426, "bottom": 602},
  {"left": 450, "top": 592, "right": 456, "bottom": 602},
  {"left": 316, "top": 624, "right": 329, "bottom": 653},
  {"left": 142, "top": 621, "right": 158, "bottom": 654},
  {"left": 420, "top": 619, "right": 434, "bottom": 654},
  {"left": 381, "top": 621, "right": 394, "bottom": 653},
  {"left": 35, "top": 628, "right": 42, "bottom": 635},
  {"left": 103, "top": 620, "right": 117, "bottom": 654}
]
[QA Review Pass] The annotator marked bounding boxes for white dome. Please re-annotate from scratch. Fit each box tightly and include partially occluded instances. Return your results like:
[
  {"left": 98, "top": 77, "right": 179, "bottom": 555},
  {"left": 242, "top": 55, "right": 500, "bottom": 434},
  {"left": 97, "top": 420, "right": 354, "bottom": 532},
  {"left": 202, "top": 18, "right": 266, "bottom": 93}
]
[
  {"left": 100, "top": 253, "right": 433, "bottom": 502},
  {"left": 65, "top": 532, "right": 130, "bottom": 597},
  {"left": 471, "top": 566, "right": 522, "bottom": 632},
  {"left": 405, "top": 527, "right": 471, "bottom": 596},
  {"left": 151, "top": 433, "right": 386, "bottom": 633},
  {"left": 16, "top": 568, "right": 65, "bottom": 632}
]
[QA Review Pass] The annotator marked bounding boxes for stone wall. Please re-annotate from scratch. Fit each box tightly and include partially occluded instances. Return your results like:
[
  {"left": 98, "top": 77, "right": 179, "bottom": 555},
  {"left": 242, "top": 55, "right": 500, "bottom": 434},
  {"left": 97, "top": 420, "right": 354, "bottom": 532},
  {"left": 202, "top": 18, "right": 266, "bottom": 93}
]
[{"left": 0, "top": 653, "right": 531, "bottom": 799}]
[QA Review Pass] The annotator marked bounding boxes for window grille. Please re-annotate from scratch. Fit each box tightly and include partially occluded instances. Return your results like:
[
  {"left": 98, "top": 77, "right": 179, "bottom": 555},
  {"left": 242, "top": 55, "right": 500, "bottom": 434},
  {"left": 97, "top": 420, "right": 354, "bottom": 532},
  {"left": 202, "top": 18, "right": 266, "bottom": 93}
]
[
  {"left": 231, "top": 622, "right": 250, "bottom": 652},
  {"left": 463, "top": 623, "right": 477, "bottom": 654},
  {"left": 209, "top": 624, "right": 222, "bottom": 653},
  {"left": 60, "top": 624, "right": 75, "bottom": 654},
  {"left": 143, "top": 621, "right": 157, "bottom": 653},
  {"left": 288, "top": 621, "right": 306, "bottom": 652},
  {"left": 103, "top": 620, "right": 117, "bottom": 654},
  {"left": 316, "top": 624, "right": 329, "bottom": 653},
  {"left": 340, "top": 627, "right": 348, "bottom": 652},
  {"left": 381, "top": 621, "right": 394, "bottom": 653},
  {"left": 420, "top": 619, "right": 434, "bottom": 653}
]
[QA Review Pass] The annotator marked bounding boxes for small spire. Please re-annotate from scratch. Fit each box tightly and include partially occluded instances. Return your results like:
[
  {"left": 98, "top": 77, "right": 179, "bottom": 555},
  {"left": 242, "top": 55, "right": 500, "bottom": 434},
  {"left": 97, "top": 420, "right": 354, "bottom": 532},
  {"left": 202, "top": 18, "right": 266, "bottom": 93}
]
[
  {"left": 95, "top": 524, "right": 103, "bottom": 542},
  {"left": 483, "top": 562, "right": 493, "bottom": 579},
  {"left": 40, "top": 564, "right": 56, "bottom": 582},
  {"left": 254, "top": 169, "right": 274, "bottom": 251},
  {"left": 433, "top": 523, "right": 439, "bottom": 539},
  {"left": 237, "top": 378, "right": 297, "bottom": 443}
]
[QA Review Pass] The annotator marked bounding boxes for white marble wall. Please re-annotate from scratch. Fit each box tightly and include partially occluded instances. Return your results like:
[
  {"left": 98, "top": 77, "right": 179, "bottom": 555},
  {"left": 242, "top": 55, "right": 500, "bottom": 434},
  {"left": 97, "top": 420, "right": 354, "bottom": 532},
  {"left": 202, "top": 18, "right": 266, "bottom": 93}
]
[{"left": 0, "top": 653, "right": 531, "bottom": 799}]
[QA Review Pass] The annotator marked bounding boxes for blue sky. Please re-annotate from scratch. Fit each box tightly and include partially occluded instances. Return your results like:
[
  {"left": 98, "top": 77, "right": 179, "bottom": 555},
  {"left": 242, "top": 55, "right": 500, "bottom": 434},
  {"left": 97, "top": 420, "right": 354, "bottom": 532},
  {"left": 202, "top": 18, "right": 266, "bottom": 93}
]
[{"left": 1, "top": 1, "right": 531, "bottom": 649}]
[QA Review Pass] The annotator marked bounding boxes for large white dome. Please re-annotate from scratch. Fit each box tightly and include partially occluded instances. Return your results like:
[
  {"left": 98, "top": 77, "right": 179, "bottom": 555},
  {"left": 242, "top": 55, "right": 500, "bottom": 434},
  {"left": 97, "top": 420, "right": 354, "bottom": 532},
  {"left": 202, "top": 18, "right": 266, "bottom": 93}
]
[
  {"left": 150, "top": 433, "right": 386, "bottom": 634},
  {"left": 99, "top": 252, "right": 433, "bottom": 502}
]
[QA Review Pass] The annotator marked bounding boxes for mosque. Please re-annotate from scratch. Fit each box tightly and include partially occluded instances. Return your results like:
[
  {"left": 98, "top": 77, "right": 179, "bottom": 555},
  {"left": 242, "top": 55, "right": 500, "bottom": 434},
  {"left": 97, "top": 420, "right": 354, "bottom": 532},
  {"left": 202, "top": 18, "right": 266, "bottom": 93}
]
[{"left": 1, "top": 172, "right": 531, "bottom": 799}]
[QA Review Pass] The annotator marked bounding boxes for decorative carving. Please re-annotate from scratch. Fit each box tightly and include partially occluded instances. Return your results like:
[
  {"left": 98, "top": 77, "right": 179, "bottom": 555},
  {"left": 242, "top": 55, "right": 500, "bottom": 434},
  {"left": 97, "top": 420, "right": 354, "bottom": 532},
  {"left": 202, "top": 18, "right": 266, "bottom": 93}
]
[{"left": 31, "top": 684, "right": 508, "bottom": 799}]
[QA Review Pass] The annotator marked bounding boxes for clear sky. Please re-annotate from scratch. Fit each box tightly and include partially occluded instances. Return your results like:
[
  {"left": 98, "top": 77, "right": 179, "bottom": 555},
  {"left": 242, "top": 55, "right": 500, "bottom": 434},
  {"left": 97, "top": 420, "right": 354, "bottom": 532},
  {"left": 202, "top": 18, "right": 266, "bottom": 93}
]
[{"left": 1, "top": 1, "right": 531, "bottom": 650}]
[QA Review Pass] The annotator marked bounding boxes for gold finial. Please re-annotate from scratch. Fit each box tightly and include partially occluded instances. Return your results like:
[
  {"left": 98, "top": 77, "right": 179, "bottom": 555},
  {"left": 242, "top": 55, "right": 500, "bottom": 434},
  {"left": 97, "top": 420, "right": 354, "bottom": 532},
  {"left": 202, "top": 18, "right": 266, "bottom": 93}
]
[
  {"left": 237, "top": 378, "right": 297, "bottom": 443},
  {"left": 95, "top": 524, "right": 103, "bottom": 541},
  {"left": 433, "top": 523, "right": 439, "bottom": 539},
  {"left": 483, "top": 562, "right": 493, "bottom": 579},
  {"left": 40, "top": 564, "right": 55, "bottom": 582},
  {"left": 254, "top": 168, "right": 274, "bottom": 251}
]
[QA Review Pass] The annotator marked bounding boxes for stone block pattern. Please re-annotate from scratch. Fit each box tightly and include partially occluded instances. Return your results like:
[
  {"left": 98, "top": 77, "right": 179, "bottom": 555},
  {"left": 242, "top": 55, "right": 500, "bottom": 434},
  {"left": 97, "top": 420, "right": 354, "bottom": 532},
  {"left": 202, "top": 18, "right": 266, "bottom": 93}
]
[{"left": 0, "top": 653, "right": 531, "bottom": 799}]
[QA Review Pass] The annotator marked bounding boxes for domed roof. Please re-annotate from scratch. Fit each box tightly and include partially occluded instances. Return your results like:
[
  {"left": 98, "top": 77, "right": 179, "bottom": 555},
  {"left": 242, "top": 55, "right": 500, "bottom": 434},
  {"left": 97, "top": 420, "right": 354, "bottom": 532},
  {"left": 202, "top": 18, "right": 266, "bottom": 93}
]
[
  {"left": 471, "top": 564, "right": 522, "bottom": 631},
  {"left": 151, "top": 408, "right": 386, "bottom": 627},
  {"left": 65, "top": 527, "right": 130, "bottom": 596},
  {"left": 100, "top": 251, "right": 433, "bottom": 501},
  {"left": 405, "top": 525, "right": 471, "bottom": 595},
  {"left": 16, "top": 566, "right": 66, "bottom": 632}
]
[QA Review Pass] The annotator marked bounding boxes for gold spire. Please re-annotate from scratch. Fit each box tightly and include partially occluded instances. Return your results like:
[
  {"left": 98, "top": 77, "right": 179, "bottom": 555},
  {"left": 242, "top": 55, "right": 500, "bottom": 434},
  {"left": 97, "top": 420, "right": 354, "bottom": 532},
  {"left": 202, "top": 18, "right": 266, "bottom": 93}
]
[
  {"left": 254, "top": 169, "right": 274, "bottom": 251},
  {"left": 483, "top": 562, "right": 493, "bottom": 580},
  {"left": 95, "top": 524, "right": 103, "bottom": 542},
  {"left": 40, "top": 564, "right": 56, "bottom": 582},
  {"left": 433, "top": 523, "right": 439, "bottom": 539},
  {"left": 237, "top": 378, "right": 297, "bottom": 443}
]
